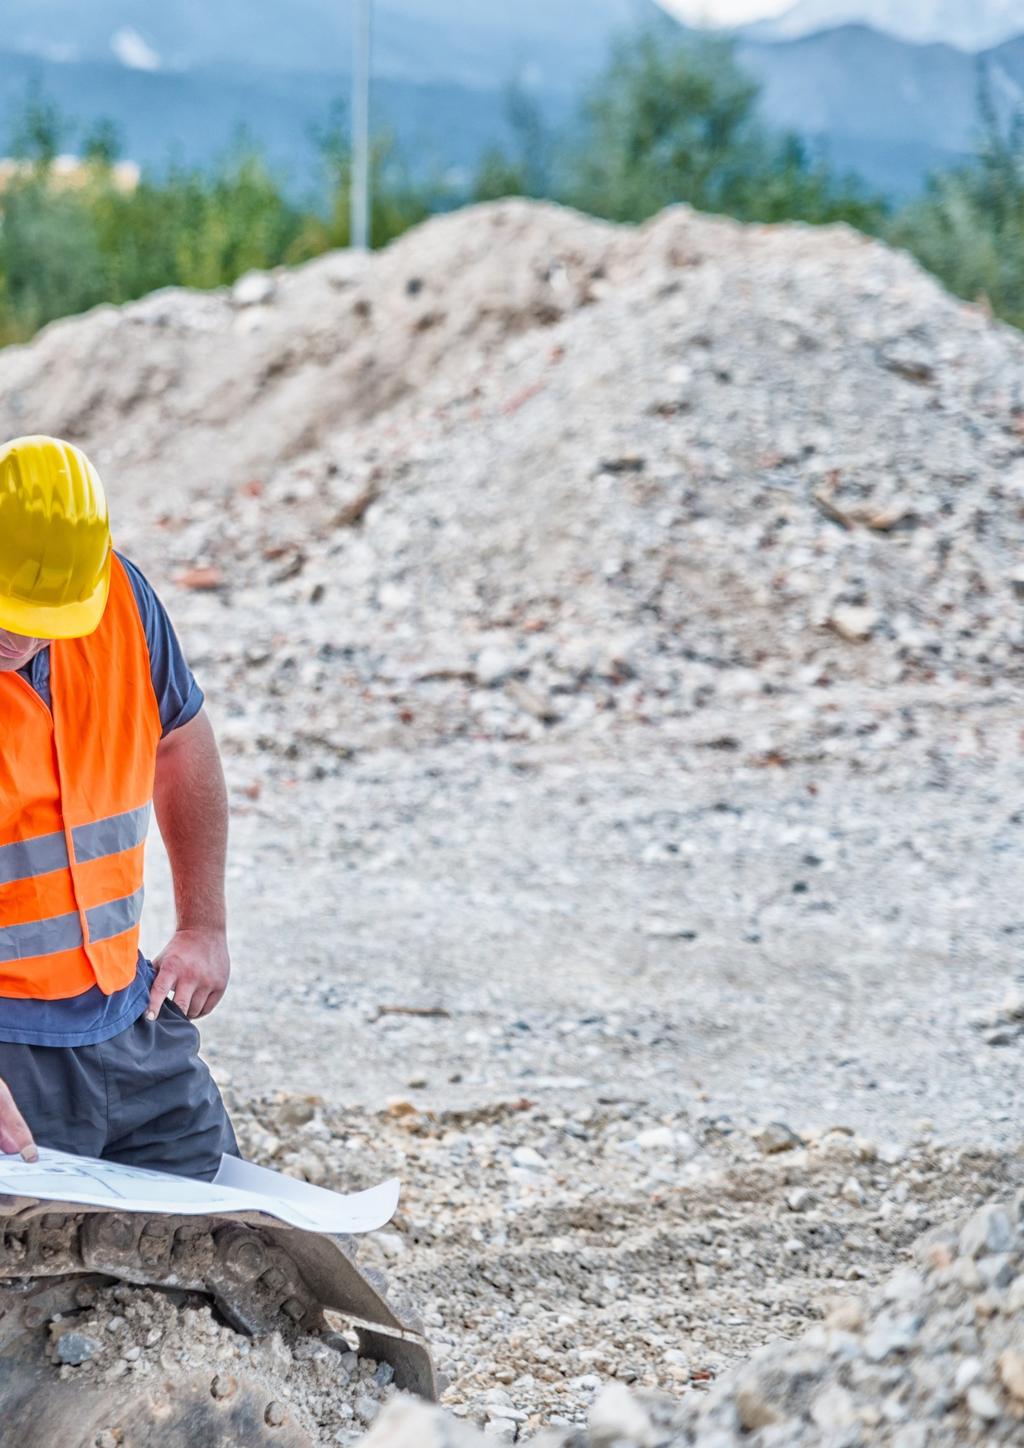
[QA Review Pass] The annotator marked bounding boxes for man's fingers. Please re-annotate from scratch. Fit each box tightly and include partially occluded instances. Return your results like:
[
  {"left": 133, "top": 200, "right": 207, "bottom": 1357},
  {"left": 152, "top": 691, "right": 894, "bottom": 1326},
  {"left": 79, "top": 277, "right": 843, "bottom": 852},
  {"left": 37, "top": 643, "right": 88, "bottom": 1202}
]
[
  {"left": 187, "top": 990, "right": 211, "bottom": 1020},
  {"left": 0, "top": 1082, "right": 37, "bottom": 1162},
  {"left": 173, "top": 982, "right": 197, "bottom": 1018},
  {"left": 146, "top": 969, "right": 177, "bottom": 1022},
  {"left": 196, "top": 988, "right": 223, "bottom": 1019}
]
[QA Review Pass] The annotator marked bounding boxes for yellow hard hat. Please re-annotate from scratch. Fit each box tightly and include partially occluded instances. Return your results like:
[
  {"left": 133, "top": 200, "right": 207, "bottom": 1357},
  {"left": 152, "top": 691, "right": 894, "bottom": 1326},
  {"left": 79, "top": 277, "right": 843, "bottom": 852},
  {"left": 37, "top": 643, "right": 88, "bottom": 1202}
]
[{"left": 0, "top": 435, "right": 112, "bottom": 640}]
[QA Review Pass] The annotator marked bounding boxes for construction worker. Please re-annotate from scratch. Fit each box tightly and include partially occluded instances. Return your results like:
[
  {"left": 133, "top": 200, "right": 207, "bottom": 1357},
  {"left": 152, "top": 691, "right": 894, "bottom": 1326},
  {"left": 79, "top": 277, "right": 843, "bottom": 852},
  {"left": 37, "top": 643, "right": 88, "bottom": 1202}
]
[{"left": 0, "top": 436, "right": 236, "bottom": 1179}]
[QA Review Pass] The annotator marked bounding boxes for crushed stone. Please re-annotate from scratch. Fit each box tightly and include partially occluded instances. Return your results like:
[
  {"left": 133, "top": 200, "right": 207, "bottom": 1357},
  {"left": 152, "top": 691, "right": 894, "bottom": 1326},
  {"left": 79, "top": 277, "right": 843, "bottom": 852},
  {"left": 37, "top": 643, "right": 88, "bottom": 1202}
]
[{"left": 45, "top": 1278, "right": 395, "bottom": 1445}]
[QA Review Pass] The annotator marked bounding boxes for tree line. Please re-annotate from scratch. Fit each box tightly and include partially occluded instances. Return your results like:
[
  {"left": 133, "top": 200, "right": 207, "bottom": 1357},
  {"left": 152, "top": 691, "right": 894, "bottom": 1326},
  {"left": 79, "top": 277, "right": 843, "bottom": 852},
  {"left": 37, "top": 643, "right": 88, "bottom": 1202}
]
[{"left": 0, "top": 26, "right": 1021, "bottom": 343}]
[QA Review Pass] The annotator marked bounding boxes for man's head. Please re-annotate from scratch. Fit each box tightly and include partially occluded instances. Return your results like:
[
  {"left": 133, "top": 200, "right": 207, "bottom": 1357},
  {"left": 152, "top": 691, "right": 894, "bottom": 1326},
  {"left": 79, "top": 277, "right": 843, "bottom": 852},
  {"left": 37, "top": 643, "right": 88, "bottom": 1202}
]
[{"left": 0, "top": 436, "right": 111, "bottom": 652}]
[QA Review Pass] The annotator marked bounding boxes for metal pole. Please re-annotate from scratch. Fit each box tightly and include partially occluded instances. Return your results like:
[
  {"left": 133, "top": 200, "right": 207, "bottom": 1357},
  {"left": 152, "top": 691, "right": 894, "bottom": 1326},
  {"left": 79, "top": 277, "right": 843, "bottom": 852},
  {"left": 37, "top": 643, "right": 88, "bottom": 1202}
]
[{"left": 351, "top": 0, "right": 372, "bottom": 250}]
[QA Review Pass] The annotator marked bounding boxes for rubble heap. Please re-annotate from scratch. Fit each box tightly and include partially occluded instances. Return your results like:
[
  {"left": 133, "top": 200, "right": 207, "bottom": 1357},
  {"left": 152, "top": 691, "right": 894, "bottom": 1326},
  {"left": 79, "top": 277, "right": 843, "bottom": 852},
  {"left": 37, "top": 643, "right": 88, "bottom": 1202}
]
[
  {"left": 3, "top": 201, "right": 1021, "bottom": 1444},
  {"left": 47, "top": 1281, "right": 396, "bottom": 1445},
  {"left": 354, "top": 1192, "right": 1024, "bottom": 1446},
  {"left": 223, "top": 1089, "right": 1021, "bottom": 1445},
  {"left": 2, "top": 200, "right": 1020, "bottom": 772},
  {"left": 50, "top": 1089, "right": 1024, "bottom": 1445}
]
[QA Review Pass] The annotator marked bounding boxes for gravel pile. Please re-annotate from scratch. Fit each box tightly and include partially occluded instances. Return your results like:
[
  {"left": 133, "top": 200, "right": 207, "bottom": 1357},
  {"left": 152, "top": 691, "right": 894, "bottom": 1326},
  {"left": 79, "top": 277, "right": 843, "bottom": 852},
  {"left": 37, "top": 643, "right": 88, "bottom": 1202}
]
[
  {"left": 35, "top": 1085, "right": 1024, "bottom": 1445},
  {"left": 217, "top": 1089, "right": 1022, "bottom": 1443},
  {"left": 663, "top": 1191, "right": 1024, "bottom": 1446},
  {"left": 45, "top": 1278, "right": 396, "bottom": 1444},
  {"left": 124, "top": 202, "right": 1023, "bottom": 777},
  {"left": 3, "top": 199, "right": 1020, "bottom": 777},
  {"left": 3, "top": 200, "right": 1022, "bottom": 1443},
  {"left": 348, "top": 1189, "right": 1024, "bottom": 1446}
]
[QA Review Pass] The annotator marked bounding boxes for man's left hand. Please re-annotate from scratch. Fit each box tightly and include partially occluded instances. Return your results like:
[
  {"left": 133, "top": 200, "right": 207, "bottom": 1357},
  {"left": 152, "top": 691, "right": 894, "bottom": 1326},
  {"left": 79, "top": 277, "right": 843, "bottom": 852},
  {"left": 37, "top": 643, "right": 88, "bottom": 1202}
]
[{"left": 147, "top": 928, "right": 230, "bottom": 1022}]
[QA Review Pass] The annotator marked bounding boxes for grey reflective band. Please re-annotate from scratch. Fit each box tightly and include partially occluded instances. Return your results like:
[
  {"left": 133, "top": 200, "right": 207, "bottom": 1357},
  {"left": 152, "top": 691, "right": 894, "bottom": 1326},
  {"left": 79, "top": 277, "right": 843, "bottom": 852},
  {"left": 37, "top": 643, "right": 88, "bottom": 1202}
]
[
  {"left": 0, "top": 908, "right": 83, "bottom": 963},
  {"left": 0, "top": 830, "right": 69, "bottom": 887},
  {"left": 0, "top": 887, "right": 144, "bottom": 963},
  {"left": 72, "top": 804, "right": 151, "bottom": 864},
  {"left": 0, "top": 803, "right": 151, "bottom": 887},
  {"left": 86, "top": 887, "right": 145, "bottom": 946}
]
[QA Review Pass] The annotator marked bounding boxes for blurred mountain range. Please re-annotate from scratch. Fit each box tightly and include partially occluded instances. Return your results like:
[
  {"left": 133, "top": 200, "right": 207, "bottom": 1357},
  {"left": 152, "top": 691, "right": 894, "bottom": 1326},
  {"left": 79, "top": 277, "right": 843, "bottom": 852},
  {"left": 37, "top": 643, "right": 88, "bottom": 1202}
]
[
  {"left": 749, "top": 0, "right": 1024, "bottom": 50},
  {"left": 0, "top": 1, "right": 1021, "bottom": 199},
  {"left": 0, "top": 1, "right": 661, "bottom": 91}
]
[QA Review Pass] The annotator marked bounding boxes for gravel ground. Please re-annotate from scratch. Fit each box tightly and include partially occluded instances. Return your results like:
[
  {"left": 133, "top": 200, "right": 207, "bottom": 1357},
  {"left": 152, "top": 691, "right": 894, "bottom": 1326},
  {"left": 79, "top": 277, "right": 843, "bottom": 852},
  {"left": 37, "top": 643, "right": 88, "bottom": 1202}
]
[
  {"left": 5, "top": 198, "right": 1024, "bottom": 1442},
  {"left": 47, "top": 1281, "right": 398, "bottom": 1444},
  {"left": 225, "top": 1088, "right": 1024, "bottom": 1439},
  {"left": 137, "top": 736, "right": 1023, "bottom": 1149}
]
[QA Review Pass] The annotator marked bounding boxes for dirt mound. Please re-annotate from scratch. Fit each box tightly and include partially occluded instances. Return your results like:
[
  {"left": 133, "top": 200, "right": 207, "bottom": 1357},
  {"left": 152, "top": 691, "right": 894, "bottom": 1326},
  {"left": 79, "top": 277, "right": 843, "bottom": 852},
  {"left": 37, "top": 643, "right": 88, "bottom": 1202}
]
[
  {"left": 216, "top": 1089, "right": 1023, "bottom": 1443},
  {"left": 4, "top": 202, "right": 1022, "bottom": 1445},
  {"left": 0, "top": 201, "right": 625, "bottom": 494},
  {"left": 45, "top": 1281, "right": 395, "bottom": 1445},
  {"left": 36, "top": 1085, "right": 1024, "bottom": 1445},
  {"left": 3, "top": 199, "right": 1021, "bottom": 774}
]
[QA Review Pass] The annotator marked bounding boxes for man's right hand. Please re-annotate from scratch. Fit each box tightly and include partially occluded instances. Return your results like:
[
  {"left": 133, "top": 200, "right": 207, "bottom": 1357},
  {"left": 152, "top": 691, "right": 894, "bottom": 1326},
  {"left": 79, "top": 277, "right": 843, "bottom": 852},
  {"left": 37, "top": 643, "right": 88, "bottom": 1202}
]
[{"left": 0, "top": 1078, "right": 37, "bottom": 1161}]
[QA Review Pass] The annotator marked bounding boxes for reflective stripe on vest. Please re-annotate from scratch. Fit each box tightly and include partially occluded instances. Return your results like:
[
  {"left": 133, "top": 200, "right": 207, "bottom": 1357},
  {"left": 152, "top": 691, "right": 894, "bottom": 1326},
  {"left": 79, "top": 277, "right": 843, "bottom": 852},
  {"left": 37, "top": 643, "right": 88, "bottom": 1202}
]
[
  {"left": 0, "top": 555, "right": 162, "bottom": 1001},
  {"left": 0, "top": 805, "right": 151, "bottom": 885},
  {"left": 0, "top": 888, "right": 145, "bottom": 964}
]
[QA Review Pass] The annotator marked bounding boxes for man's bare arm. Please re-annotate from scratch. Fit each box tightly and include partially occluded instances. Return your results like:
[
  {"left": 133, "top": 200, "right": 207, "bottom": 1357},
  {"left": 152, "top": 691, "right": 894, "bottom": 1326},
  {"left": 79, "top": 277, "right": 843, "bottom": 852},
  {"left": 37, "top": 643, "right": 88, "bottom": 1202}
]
[{"left": 147, "top": 709, "right": 231, "bottom": 1021}]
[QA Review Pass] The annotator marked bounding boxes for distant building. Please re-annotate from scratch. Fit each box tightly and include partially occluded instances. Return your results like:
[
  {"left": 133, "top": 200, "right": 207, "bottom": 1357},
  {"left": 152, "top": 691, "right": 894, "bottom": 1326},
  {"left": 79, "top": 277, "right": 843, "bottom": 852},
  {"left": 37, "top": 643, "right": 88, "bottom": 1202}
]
[{"left": 0, "top": 155, "right": 140, "bottom": 192}]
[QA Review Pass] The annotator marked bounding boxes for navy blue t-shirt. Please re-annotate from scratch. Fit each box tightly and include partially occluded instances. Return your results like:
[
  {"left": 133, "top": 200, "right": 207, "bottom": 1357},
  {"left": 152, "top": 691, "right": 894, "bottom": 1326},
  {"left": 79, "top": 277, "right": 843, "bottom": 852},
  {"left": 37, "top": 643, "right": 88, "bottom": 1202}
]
[{"left": 0, "top": 554, "right": 203, "bottom": 1046}]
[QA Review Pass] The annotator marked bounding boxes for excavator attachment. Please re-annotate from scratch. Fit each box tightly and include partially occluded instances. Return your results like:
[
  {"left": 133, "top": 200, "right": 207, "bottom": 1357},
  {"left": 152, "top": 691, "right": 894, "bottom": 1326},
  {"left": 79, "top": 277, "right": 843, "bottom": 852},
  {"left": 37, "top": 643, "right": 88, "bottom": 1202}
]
[{"left": 0, "top": 1193, "right": 437, "bottom": 1447}]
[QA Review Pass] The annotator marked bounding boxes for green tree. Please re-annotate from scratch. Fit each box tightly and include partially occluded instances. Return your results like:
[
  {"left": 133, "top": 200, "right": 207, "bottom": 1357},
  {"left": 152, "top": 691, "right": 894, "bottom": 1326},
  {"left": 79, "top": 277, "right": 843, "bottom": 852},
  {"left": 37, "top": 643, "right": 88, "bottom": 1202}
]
[
  {"left": 890, "top": 73, "right": 1024, "bottom": 326},
  {"left": 472, "top": 83, "right": 552, "bottom": 201},
  {"left": 288, "top": 102, "right": 430, "bottom": 258},
  {"left": 565, "top": 24, "right": 883, "bottom": 229},
  {"left": 0, "top": 181, "right": 106, "bottom": 339},
  {"left": 9, "top": 83, "right": 66, "bottom": 172},
  {"left": 0, "top": 90, "right": 435, "bottom": 342}
]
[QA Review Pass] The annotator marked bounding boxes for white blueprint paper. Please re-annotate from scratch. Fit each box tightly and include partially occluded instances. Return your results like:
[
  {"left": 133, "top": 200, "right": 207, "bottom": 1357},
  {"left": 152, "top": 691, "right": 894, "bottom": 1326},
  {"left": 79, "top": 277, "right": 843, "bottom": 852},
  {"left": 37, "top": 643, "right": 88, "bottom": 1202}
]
[{"left": 0, "top": 1146, "right": 399, "bottom": 1233}]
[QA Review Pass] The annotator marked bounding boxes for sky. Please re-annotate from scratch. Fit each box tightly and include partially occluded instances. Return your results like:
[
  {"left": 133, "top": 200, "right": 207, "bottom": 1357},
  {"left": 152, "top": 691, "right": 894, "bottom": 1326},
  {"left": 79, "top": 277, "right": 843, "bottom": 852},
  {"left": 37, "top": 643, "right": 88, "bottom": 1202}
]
[{"left": 660, "top": 0, "right": 793, "bottom": 22}]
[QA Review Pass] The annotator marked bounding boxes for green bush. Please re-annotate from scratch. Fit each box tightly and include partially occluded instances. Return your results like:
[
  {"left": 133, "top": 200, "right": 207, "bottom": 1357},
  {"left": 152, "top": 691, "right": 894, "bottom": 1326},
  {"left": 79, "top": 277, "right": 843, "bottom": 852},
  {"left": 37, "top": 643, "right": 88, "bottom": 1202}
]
[
  {"left": 476, "top": 26, "right": 885, "bottom": 231},
  {"left": 889, "top": 86, "right": 1024, "bottom": 327},
  {"left": 0, "top": 98, "right": 432, "bottom": 343},
  {"left": 471, "top": 83, "right": 553, "bottom": 202},
  {"left": 3, "top": 38, "right": 1024, "bottom": 343},
  {"left": 286, "top": 105, "right": 430, "bottom": 260}
]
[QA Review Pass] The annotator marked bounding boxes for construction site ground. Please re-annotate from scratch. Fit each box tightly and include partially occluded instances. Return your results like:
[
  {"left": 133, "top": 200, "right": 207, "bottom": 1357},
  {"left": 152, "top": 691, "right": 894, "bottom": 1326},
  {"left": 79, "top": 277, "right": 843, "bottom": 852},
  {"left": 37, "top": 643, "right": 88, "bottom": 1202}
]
[{"left": 2, "top": 197, "right": 1022, "bottom": 1442}]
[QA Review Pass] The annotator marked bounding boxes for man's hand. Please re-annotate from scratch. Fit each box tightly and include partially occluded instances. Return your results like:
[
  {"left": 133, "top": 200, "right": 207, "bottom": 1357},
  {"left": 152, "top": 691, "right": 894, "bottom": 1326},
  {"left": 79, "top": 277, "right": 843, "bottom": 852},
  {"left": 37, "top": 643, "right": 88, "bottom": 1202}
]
[
  {"left": 147, "top": 927, "right": 230, "bottom": 1022},
  {"left": 0, "top": 1077, "right": 37, "bottom": 1161}
]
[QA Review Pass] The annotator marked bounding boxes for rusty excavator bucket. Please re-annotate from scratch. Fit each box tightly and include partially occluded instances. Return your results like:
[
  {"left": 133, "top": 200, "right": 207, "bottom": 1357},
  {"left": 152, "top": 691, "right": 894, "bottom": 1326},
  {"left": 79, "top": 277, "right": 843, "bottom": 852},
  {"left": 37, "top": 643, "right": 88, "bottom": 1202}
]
[{"left": 0, "top": 1192, "right": 437, "bottom": 1447}]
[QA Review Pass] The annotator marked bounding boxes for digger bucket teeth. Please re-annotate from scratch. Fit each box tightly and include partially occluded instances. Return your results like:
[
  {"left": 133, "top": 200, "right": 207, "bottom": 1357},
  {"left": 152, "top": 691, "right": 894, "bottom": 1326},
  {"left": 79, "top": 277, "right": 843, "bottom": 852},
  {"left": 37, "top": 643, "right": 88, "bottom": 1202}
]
[{"left": 0, "top": 1192, "right": 438, "bottom": 1444}]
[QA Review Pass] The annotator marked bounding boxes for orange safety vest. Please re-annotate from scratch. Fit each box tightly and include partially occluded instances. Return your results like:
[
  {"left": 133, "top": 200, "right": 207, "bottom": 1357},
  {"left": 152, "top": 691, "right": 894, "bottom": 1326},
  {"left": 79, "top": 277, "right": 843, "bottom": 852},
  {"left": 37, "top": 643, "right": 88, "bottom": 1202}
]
[{"left": 0, "top": 555, "right": 161, "bottom": 1000}]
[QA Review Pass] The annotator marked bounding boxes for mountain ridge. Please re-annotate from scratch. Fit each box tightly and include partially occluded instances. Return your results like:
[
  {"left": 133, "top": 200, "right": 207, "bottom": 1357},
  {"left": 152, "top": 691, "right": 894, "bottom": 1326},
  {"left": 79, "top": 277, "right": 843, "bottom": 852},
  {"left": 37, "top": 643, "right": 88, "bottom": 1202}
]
[
  {"left": 0, "top": 5, "right": 1020, "bottom": 200},
  {"left": 749, "top": 0, "right": 1024, "bottom": 51}
]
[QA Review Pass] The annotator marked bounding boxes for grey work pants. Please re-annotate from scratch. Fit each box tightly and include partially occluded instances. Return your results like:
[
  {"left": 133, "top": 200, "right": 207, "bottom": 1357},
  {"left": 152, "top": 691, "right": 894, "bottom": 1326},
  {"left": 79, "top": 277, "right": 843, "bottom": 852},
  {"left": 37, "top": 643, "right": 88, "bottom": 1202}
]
[{"left": 0, "top": 1001, "right": 237, "bottom": 1181}]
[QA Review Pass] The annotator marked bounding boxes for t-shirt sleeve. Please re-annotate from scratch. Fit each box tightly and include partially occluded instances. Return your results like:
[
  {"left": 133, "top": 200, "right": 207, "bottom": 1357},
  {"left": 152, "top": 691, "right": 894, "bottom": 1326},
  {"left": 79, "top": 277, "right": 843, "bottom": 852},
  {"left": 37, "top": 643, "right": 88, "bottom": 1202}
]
[{"left": 116, "top": 553, "right": 205, "bottom": 737}]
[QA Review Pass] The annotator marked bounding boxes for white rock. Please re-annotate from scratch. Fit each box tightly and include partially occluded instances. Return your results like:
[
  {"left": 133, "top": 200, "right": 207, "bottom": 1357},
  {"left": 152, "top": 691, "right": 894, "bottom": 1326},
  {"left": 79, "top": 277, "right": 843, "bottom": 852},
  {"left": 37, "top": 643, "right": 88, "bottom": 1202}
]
[
  {"left": 475, "top": 647, "right": 520, "bottom": 687},
  {"left": 232, "top": 271, "right": 276, "bottom": 306},
  {"left": 954, "top": 1356, "right": 983, "bottom": 1394},
  {"left": 633, "top": 1126, "right": 676, "bottom": 1151},
  {"left": 967, "top": 1385, "right": 1001, "bottom": 1421},
  {"left": 1001, "top": 983, "right": 1024, "bottom": 1020},
  {"left": 841, "top": 1176, "right": 866, "bottom": 1206},
  {"left": 588, "top": 1384, "right": 656, "bottom": 1447},
  {"left": 510, "top": 1145, "right": 546, "bottom": 1171},
  {"left": 752, "top": 1122, "right": 801, "bottom": 1155},
  {"left": 880, "top": 1268, "right": 924, "bottom": 1305},
  {"left": 810, "top": 1383, "right": 857, "bottom": 1431},
  {"left": 358, "top": 1400, "right": 485, "bottom": 1447},
  {"left": 959, "top": 1205, "right": 1016, "bottom": 1260},
  {"left": 827, "top": 604, "right": 878, "bottom": 643}
]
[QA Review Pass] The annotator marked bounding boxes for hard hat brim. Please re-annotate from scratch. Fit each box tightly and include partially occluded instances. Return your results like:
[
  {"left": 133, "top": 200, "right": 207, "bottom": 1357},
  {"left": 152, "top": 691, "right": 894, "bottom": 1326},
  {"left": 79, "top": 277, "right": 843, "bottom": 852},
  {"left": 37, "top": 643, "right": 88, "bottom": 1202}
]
[{"left": 0, "top": 557, "right": 111, "bottom": 641}]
